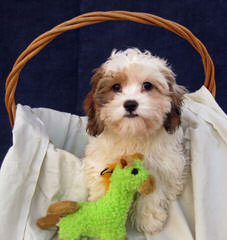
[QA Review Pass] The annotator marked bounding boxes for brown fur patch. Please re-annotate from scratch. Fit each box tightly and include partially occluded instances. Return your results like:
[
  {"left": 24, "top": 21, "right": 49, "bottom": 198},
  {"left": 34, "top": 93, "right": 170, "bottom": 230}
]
[
  {"left": 95, "top": 71, "right": 127, "bottom": 107},
  {"left": 123, "top": 63, "right": 169, "bottom": 94},
  {"left": 161, "top": 68, "right": 187, "bottom": 133},
  {"left": 164, "top": 84, "right": 187, "bottom": 133},
  {"left": 83, "top": 68, "right": 128, "bottom": 136},
  {"left": 83, "top": 68, "right": 105, "bottom": 136}
]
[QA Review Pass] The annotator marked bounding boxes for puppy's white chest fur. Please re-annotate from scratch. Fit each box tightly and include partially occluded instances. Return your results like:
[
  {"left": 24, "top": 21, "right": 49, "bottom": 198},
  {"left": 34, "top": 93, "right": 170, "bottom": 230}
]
[{"left": 84, "top": 127, "right": 186, "bottom": 200}]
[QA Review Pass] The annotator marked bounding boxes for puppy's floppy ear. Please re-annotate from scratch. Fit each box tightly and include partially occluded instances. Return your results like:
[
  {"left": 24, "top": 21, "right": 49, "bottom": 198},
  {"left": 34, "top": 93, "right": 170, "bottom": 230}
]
[
  {"left": 161, "top": 67, "right": 187, "bottom": 133},
  {"left": 83, "top": 68, "right": 105, "bottom": 136}
]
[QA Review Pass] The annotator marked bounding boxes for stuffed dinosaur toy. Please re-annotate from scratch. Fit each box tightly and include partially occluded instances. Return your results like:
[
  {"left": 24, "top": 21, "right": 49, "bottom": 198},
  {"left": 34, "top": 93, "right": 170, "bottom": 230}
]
[{"left": 37, "top": 154, "right": 155, "bottom": 240}]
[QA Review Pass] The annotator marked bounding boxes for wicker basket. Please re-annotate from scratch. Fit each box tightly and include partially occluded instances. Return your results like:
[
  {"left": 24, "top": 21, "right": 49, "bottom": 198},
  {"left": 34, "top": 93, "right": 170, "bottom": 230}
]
[{"left": 5, "top": 11, "right": 216, "bottom": 127}]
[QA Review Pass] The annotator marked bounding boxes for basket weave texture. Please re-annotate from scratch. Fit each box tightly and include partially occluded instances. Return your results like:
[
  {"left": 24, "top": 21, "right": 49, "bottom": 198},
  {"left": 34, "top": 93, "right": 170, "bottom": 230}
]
[{"left": 5, "top": 11, "right": 216, "bottom": 127}]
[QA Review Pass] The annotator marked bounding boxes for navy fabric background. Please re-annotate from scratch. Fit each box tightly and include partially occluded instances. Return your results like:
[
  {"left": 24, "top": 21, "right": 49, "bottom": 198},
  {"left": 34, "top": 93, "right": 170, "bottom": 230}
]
[{"left": 1, "top": 1, "right": 226, "bottom": 165}]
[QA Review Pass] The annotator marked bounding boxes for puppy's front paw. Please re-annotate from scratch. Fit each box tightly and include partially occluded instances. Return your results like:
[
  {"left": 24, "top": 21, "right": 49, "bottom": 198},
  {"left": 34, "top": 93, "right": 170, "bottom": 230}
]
[{"left": 134, "top": 207, "right": 168, "bottom": 234}]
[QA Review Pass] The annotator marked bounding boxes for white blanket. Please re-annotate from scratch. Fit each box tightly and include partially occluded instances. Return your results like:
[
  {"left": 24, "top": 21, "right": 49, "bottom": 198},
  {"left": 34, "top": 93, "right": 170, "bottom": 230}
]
[{"left": 0, "top": 86, "right": 226, "bottom": 240}]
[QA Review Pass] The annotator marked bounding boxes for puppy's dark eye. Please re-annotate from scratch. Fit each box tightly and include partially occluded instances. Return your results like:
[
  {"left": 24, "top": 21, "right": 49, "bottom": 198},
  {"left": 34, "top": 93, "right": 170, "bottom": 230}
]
[
  {"left": 142, "top": 82, "right": 153, "bottom": 91},
  {"left": 131, "top": 168, "right": 139, "bottom": 175},
  {"left": 112, "top": 83, "right": 121, "bottom": 92}
]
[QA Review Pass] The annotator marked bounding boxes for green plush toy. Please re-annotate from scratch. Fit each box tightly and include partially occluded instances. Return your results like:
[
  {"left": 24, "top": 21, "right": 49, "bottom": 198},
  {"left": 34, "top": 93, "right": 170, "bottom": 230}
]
[{"left": 37, "top": 154, "right": 155, "bottom": 240}]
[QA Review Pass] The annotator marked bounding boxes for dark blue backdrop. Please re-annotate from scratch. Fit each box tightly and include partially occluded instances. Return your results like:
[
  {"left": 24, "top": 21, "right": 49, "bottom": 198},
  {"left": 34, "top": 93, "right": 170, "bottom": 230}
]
[{"left": 1, "top": 1, "right": 226, "bottom": 165}]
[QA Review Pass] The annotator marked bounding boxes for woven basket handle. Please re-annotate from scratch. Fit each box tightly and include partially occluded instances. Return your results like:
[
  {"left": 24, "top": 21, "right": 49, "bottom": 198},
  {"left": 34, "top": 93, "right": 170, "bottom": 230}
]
[{"left": 5, "top": 11, "right": 216, "bottom": 127}]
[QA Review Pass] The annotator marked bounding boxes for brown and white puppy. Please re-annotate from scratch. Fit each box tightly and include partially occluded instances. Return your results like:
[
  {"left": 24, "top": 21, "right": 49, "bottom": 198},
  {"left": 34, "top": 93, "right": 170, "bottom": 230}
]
[{"left": 83, "top": 48, "right": 188, "bottom": 234}]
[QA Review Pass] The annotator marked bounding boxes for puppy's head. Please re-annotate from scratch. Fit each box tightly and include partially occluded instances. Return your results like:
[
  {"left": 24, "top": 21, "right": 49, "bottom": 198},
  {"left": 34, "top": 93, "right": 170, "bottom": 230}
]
[{"left": 84, "top": 48, "right": 186, "bottom": 137}]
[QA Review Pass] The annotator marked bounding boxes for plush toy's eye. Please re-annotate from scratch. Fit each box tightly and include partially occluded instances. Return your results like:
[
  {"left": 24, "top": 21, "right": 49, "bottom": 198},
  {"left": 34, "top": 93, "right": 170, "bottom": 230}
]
[
  {"left": 112, "top": 83, "right": 121, "bottom": 92},
  {"left": 131, "top": 168, "right": 139, "bottom": 175},
  {"left": 142, "top": 82, "right": 153, "bottom": 91}
]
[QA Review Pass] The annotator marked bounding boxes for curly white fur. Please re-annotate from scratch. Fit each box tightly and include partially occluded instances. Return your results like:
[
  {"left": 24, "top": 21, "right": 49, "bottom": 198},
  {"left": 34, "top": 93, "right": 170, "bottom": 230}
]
[{"left": 83, "top": 48, "right": 188, "bottom": 234}]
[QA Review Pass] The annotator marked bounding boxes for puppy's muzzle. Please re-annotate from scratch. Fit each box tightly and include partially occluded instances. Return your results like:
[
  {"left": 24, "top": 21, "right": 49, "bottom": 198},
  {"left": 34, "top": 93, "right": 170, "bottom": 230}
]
[{"left": 138, "top": 175, "right": 155, "bottom": 195}]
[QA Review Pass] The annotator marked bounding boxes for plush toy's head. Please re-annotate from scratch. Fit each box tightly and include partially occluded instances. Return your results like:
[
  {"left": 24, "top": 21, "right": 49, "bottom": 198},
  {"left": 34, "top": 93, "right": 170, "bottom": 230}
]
[{"left": 102, "top": 153, "right": 155, "bottom": 195}]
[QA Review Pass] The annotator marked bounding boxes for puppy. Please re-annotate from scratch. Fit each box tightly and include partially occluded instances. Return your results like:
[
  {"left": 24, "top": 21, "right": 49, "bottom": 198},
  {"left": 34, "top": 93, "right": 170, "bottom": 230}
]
[{"left": 83, "top": 48, "right": 188, "bottom": 234}]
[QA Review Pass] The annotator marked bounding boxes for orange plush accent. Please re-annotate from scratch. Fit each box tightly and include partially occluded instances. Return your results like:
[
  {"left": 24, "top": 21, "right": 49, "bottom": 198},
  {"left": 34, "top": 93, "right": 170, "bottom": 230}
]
[{"left": 101, "top": 162, "right": 118, "bottom": 193}]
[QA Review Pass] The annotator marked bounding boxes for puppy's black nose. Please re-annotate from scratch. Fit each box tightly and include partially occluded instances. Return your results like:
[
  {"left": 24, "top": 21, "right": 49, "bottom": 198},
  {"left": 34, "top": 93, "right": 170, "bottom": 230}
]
[{"left": 124, "top": 100, "right": 138, "bottom": 113}]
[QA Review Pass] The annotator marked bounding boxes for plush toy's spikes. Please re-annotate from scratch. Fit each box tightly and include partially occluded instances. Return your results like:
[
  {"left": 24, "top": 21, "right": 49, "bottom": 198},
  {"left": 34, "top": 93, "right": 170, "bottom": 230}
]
[
  {"left": 47, "top": 201, "right": 80, "bottom": 216},
  {"left": 119, "top": 158, "right": 129, "bottom": 168},
  {"left": 37, "top": 214, "right": 60, "bottom": 229}
]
